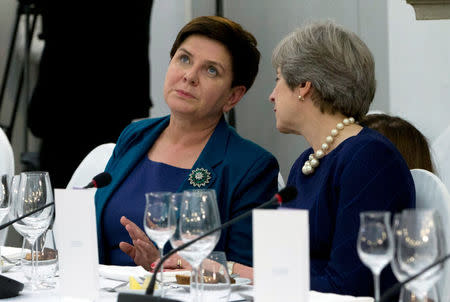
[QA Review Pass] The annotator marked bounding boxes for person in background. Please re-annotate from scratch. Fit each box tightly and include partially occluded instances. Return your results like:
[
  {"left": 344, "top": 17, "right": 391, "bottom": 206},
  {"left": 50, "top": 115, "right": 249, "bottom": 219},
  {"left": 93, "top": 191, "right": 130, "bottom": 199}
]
[
  {"left": 359, "top": 113, "right": 434, "bottom": 172},
  {"left": 266, "top": 20, "right": 415, "bottom": 296},
  {"left": 27, "top": 1, "right": 153, "bottom": 188},
  {"left": 95, "top": 16, "right": 278, "bottom": 279}
]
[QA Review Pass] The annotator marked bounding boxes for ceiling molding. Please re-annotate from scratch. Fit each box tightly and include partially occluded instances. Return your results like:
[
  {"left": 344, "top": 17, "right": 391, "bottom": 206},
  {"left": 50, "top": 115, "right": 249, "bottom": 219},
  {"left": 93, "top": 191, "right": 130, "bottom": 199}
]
[{"left": 406, "top": 0, "right": 450, "bottom": 20}]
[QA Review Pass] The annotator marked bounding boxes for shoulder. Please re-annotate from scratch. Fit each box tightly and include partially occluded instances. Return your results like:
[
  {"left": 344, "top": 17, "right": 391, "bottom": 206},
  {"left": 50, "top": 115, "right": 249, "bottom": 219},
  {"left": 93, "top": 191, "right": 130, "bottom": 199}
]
[
  {"left": 118, "top": 116, "right": 168, "bottom": 139},
  {"left": 338, "top": 127, "right": 405, "bottom": 166},
  {"left": 115, "top": 116, "right": 169, "bottom": 148},
  {"left": 335, "top": 127, "right": 413, "bottom": 185},
  {"left": 226, "top": 126, "right": 276, "bottom": 163}
]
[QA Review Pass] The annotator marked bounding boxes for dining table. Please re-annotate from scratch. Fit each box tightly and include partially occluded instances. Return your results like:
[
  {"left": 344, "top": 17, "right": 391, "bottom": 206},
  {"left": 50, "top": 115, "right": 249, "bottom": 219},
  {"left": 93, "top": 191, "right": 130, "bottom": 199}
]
[{"left": 0, "top": 247, "right": 374, "bottom": 302}]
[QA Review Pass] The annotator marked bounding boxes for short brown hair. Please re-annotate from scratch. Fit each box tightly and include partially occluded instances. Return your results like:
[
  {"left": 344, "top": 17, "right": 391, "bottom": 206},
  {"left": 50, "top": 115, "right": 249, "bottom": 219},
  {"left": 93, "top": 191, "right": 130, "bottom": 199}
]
[
  {"left": 360, "top": 114, "right": 434, "bottom": 172},
  {"left": 170, "top": 16, "right": 260, "bottom": 91}
]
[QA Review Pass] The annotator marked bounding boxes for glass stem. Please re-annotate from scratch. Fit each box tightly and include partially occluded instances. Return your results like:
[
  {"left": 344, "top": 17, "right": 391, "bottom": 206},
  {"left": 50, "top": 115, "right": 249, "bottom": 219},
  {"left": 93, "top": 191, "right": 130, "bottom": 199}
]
[
  {"left": 30, "top": 238, "right": 37, "bottom": 290},
  {"left": 374, "top": 272, "right": 380, "bottom": 302},
  {"left": 191, "top": 266, "right": 203, "bottom": 302},
  {"left": 159, "top": 248, "right": 165, "bottom": 297}
]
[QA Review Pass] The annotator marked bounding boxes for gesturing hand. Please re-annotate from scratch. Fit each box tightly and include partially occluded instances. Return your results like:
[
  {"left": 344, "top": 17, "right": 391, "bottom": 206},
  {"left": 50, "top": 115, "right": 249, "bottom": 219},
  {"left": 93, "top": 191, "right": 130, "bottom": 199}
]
[{"left": 119, "top": 216, "right": 159, "bottom": 271}]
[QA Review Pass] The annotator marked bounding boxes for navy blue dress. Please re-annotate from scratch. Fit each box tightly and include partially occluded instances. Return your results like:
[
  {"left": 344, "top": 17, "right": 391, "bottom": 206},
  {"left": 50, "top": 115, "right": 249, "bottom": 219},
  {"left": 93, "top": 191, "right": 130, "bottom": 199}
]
[
  {"left": 102, "top": 157, "right": 189, "bottom": 265},
  {"left": 284, "top": 127, "right": 415, "bottom": 297}
]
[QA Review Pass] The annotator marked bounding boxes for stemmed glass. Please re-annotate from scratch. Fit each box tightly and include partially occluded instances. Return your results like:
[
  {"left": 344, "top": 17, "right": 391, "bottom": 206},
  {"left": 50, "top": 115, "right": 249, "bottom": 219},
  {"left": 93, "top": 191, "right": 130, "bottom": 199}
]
[
  {"left": 179, "top": 189, "right": 221, "bottom": 302},
  {"left": 0, "top": 175, "right": 11, "bottom": 223},
  {"left": 357, "top": 211, "right": 394, "bottom": 302},
  {"left": 8, "top": 171, "right": 54, "bottom": 290},
  {"left": 143, "top": 192, "right": 176, "bottom": 296},
  {"left": 397, "top": 209, "right": 445, "bottom": 300},
  {"left": 0, "top": 174, "right": 11, "bottom": 266},
  {"left": 391, "top": 213, "right": 439, "bottom": 302}
]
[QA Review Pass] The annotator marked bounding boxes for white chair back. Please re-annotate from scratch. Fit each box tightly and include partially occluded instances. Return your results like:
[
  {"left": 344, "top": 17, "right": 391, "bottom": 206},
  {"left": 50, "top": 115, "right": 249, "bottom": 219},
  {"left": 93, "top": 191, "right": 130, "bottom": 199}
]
[
  {"left": 66, "top": 143, "right": 115, "bottom": 189},
  {"left": 0, "top": 127, "right": 14, "bottom": 177},
  {"left": 432, "top": 125, "right": 450, "bottom": 193},
  {"left": 278, "top": 172, "right": 285, "bottom": 191},
  {"left": 411, "top": 168, "right": 450, "bottom": 301}
]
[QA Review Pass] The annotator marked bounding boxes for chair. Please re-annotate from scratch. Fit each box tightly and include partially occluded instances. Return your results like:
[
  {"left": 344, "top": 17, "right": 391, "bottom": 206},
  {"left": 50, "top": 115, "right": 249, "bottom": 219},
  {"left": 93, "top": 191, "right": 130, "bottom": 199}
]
[
  {"left": 432, "top": 125, "right": 450, "bottom": 193},
  {"left": 411, "top": 168, "right": 450, "bottom": 302},
  {"left": 0, "top": 127, "right": 14, "bottom": 177},
  {"left": 278, "top": 172, "right": 285, "bottom": 190},
  {"left": 66, "top": 143, "right": 115, "bottom": 189}
]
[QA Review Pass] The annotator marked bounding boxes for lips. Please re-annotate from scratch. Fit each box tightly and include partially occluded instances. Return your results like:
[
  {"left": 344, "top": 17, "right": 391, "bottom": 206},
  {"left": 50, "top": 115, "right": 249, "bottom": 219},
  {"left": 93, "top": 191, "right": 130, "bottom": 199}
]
[{"left": 175, "top": 89, "right": 195, "bottom": 99}]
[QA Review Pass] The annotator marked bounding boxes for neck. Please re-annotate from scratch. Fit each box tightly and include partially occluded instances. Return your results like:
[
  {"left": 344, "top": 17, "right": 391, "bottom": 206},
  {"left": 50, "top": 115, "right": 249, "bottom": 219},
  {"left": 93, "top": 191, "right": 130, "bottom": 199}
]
[
  {"left": 164, "top": 114, "right": 221, "bottom": 146},
  {"left": 302, "top": 113, "right": 361, "bottom": 153}
]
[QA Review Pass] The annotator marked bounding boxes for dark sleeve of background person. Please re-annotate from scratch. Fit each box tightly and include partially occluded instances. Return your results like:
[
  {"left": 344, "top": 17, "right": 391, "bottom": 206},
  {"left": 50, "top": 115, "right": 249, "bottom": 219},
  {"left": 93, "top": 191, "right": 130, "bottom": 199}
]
[{"left": 27, "top": 1, "right": 153, "bottom": 188}]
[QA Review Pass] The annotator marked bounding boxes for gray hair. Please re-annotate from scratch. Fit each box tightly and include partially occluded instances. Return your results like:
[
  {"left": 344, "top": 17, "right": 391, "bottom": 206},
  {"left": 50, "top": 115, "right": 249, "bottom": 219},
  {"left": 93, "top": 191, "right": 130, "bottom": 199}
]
[{"left": 272, "top": 20, "right": 375, "bottom": 120}]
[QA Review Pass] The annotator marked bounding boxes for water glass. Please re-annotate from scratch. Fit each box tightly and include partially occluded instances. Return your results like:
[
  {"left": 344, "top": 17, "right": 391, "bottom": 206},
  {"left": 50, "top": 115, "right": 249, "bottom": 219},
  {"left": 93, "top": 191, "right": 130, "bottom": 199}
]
[
  {"left": 21, "top": 229, "right": 58, "bottom": 288},
  {"left": 143, "top": 192, "right": 176, "bottom": 296},
  {"left": 0, "top": 174, "right": 11, "bottom": 265},
  {"left": 357, "top": 211, "right": 394, "bottom": 302},
  {"left": 180, "top": 189, "right": 221, "bottom": 302},
  {"left": 9, "top": 171, "right": 54, "bottom": 290},
  {"left": 0, "top": 174, "right": 11, "bottom": 224},
  {"left": 199, "top": 251, "right": 231, "bottom": 302},
  {"left": 397, "top": 209, "right": 445, "bottom": 300}
]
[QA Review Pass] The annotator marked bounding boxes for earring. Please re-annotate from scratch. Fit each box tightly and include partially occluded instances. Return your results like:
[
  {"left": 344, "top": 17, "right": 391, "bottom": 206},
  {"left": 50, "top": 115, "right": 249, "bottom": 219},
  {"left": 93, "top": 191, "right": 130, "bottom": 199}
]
[{"left": 298, "top": 95, "right": 304, "bottom": 101}]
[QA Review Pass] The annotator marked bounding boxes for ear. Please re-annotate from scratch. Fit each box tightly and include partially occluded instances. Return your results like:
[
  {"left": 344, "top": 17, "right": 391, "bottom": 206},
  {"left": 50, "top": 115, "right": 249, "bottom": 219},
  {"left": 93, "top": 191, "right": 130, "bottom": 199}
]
[
  {"left": 296, "top": 81, "right": 313, "bottom": 99},
  {"left": 223, "top": 85, "right": 246, "bottom": 112}
]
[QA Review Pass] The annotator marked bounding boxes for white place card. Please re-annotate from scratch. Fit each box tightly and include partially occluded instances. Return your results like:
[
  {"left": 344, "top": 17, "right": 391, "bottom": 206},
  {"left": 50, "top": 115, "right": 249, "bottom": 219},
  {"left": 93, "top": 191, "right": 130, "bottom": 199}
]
[
  {"left": 54, "top": 189, "right": 99, "bottom": 302},
  {"left": 253, "top": 209, "right": 309, "bottom": 302}
]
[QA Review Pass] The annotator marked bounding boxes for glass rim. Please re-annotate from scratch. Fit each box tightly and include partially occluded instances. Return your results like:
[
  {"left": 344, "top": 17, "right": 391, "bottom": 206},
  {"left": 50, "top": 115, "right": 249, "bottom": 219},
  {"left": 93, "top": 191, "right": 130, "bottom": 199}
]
[
  {"left": 20, "top": 171, "right": 49, "bottom": 175},
  {"left": 360, "top": 210, "right": 391, "bottom": 217},
  {"left": 401, "top": 208, "right": 436, "bottom": 215}
]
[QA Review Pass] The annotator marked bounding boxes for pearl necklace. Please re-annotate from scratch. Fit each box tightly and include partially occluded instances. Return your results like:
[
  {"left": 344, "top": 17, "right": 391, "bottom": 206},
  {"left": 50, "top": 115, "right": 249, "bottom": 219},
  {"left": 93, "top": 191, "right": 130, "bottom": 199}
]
[{"left": 302, "top": 117, "right": 355, "bottom": 175}]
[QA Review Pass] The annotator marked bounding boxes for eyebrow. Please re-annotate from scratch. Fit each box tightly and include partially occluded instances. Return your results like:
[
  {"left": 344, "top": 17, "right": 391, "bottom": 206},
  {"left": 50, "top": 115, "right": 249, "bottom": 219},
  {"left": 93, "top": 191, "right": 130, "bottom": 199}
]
[{"left": 178, "top": 47, "right": 226, "bottom": 73}]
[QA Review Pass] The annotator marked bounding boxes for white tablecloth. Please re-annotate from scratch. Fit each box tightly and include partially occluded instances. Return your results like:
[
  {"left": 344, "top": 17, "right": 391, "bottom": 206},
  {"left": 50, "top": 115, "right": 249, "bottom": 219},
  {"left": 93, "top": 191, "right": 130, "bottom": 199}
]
[{"left": 0, "top": 265, "right": 374, "bottom": 302}]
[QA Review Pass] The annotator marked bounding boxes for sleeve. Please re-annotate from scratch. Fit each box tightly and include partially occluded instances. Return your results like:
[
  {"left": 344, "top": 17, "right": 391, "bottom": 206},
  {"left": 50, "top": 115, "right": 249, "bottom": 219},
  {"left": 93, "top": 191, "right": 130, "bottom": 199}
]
[
  {"left": 225, "top": 153, "right": 279, "bottom": 267},
  {"left": 310, "top": 141, "right": 414, "bottom": 296}
]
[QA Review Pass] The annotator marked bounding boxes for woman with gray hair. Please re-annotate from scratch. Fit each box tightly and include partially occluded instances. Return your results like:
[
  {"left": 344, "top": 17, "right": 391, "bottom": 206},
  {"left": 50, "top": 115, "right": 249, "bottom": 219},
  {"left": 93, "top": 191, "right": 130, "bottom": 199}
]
[{"left": 268, "top": 21, "right": 415, "bottom": 297}]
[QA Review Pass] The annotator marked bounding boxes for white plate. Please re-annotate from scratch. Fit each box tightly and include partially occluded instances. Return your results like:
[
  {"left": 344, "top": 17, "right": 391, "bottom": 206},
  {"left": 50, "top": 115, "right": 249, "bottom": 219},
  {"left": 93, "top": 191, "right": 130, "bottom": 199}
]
[{"left": 176, "top": 277, "right": 251, "bottom": 291}]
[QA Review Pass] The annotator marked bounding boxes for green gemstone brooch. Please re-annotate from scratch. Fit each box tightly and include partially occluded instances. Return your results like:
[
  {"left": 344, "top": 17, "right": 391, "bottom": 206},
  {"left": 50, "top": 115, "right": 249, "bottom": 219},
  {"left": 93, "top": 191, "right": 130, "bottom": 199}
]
[{"left": 188, "top": 168, "right": 212, "bottom": 188}]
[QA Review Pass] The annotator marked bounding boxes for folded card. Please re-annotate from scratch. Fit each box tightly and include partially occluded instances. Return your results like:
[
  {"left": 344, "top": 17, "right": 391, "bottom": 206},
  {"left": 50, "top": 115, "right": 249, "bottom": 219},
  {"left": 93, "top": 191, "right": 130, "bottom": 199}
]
[
  {"left": 253, "top": 209, "right": 309, "bottom": 302},
  {"left": 55, "top": 189, "right": 99, "bottom": 302}
]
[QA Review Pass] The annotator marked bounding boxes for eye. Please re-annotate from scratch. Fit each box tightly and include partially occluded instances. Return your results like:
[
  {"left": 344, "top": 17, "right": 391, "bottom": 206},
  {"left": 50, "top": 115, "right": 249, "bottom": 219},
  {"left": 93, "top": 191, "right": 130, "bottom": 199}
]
[
  {"left": 207, "top": 66, "right": 218, "bottom": 77},
  {"left": 179, "top": 54, "right": 190, "bottom": 64},
  {"left": 275, "top": 77, "right": 279, "bottom": 82}
]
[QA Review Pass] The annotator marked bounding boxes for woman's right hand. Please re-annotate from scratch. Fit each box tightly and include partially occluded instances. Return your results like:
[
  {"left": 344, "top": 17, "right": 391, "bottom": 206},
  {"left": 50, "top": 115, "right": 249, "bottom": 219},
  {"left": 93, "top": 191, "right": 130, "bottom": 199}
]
[
  {"left": 119, "top": 216, "right": 159, "bottom": 271},
  {"left": 150, "top": 253, "right": 191, "bottom": 272}
]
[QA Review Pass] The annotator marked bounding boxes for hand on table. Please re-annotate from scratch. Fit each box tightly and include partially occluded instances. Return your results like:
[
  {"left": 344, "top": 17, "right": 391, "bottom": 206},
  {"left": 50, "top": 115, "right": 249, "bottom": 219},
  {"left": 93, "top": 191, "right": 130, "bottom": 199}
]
[{"left": 150, "top": 253, "right": 192, "bottom": 272}]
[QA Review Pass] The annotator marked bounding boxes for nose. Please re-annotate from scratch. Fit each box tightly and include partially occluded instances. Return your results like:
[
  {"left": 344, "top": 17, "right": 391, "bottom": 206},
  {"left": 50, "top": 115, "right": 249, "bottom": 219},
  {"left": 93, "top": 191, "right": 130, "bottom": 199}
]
[
  {"left": 183, "top": 69, "right": 199, "bottom": 86},
  {"left": 269, "top": 90, "right": 275, "bottom": 103}
]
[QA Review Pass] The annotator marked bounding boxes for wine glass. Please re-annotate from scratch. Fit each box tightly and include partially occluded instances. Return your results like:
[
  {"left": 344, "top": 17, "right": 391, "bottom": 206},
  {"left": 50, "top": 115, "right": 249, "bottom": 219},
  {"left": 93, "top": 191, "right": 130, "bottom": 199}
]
[
  {"left": 0, "top": 174, "right": 11, "bottom": 223},
  {"left": 143, "top": 192, "right": 176, "bottom": 296},
  {"left": 201, "top": 251, "right": 231, "bottom": 302},
  {"left": 0, "top": 174, "right": 11, "bottom": 268},
  {"left": 9, "top": 171, "right": 54, "bottom": 290},
  {"left": 357, "top": 211, "right": 394, "bottom": 302},
  {"left": 397, "top": 209, "right": 445, "bottom": 300},
  {"left": 179, "top": 189, "right": 221, "bottom": 302},
  {"left": 391, "top": 213, "right": 439, "bottom": 302},
  {"left": 169, "top": 193, "right": 189, "bottom": 261}
]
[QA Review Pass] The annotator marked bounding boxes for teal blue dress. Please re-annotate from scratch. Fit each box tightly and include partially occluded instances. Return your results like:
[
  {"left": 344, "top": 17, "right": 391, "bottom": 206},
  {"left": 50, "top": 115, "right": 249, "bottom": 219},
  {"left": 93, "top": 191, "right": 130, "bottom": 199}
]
[{"left": 95, "top": 115, "right": 279, "bottom": 266}]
